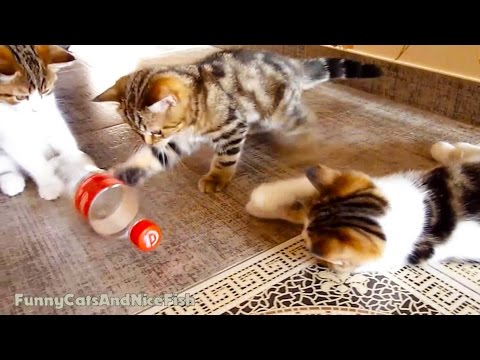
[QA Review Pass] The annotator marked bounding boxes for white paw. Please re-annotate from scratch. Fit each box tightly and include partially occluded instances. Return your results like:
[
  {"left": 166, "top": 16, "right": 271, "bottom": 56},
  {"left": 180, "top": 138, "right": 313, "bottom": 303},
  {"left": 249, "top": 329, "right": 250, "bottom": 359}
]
[
  {"left": 431, "top": 141, "right": 480, "bottom": 165},
  {"left": 38, "top": 176, "right": 64, "bottom": 201},
  {"left": 0, "top": 173, "right": 26, "bottom": 197},
  {"left": 452, "top": 142, "right": 480, "bottom": 163},
  {"left": 247, "top": 184, "right": 273, "bottom": 211},
  {"left": 246, "top": 182, "right": 290, "bottom": 218},
  {"left": 431, "top": 141, "right": 456, "bottom": 165},
  {"left": 246, "top": 199, "right": 268, "bottom": 218}
]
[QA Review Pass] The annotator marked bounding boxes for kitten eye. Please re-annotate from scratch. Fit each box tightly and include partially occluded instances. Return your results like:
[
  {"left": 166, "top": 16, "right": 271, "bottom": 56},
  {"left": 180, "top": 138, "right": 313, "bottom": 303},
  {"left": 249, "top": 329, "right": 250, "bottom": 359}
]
[
  {"left": 43, "top": 88, "right": 53, "bottom": 96},
  {"left": 15, "top": 95, "right": 29, "bottom": 101}
]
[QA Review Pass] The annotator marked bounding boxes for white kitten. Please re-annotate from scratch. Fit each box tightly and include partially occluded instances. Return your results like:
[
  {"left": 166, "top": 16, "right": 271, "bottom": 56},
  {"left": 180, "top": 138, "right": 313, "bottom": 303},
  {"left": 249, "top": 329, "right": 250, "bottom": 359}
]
[{"left": 0, "top": 45, "right": 80, "bottom": 200}]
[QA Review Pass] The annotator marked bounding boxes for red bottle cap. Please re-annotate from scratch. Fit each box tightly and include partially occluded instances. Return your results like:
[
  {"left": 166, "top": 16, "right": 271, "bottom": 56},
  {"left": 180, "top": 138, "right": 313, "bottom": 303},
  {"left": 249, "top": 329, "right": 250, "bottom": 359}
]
[
  {"left": 130, "top": 219, "right": 162, "bottom": 252},
  {"left": 74, "top": 173, "right": 125, "bottom": 217}
]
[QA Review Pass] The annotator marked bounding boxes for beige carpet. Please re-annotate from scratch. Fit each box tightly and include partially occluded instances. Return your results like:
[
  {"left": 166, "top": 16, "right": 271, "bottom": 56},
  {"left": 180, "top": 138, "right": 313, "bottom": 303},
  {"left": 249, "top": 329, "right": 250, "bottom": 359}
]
[{"left": 1, "top": 46, "right": 479, "bottom": 315}]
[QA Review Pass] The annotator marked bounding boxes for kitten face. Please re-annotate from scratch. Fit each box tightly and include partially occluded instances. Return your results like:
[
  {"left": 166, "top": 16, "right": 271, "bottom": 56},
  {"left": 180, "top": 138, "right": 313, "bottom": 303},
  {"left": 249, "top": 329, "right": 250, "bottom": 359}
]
[
  {"left": 303, "top": 164, "right": 388, "bottom": 272},
  {"left": 0, "top": 45, "right": 75, "bottom": 107},
  {"left": 94, "top": 72, "right": 191, "bottom": 145}
]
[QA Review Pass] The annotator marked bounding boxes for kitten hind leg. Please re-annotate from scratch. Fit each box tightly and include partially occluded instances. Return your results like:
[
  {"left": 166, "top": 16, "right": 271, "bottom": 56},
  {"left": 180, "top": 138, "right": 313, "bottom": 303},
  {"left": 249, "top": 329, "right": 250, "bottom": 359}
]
[
  {"left": 452, "top": 142, "right": 480, "bottom": 163},
  {"left": 0, "top": 154, "right": 25, "bottom": 197},
  {"left": 282, "top": 103, "right": 318, "bottom": 136},
  {"left": 431, "top": 141, "right": 480, "bottom": 165}
]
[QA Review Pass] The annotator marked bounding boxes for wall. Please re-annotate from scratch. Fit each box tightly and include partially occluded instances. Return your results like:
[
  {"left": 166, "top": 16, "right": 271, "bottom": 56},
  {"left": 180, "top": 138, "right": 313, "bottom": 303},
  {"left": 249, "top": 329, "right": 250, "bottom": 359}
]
[
  {"left": 340, "top": 46, "right": 480, "bottom": 82},
  {"left": 215, "top": 45, "right": 480, "bottom": 125}
]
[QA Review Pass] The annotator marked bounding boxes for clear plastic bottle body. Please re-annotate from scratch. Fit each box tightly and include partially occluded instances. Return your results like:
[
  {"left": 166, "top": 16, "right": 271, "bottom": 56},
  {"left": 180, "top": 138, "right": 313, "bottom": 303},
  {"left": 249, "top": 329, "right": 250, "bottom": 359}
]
[{"left": 52, "top": 152, "right": 162, "bottom": 251}]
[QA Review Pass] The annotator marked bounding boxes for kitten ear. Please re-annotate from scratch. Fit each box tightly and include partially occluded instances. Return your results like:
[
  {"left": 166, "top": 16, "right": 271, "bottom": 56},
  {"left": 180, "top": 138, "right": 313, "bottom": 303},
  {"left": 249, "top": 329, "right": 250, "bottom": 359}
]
[
  {"left": 93, "top": 76, "right": 129, "bottom": 103},
  {"left": 35, "top": 45, "right": 76, "bottom": 69},
  {"left": 306, "top": 165, "right": 373, "bottom": 197},
  {"left": 144, "top": 75, "right": 188, "bottom": 113},
  {"left": 0, "top": 46, "right": 18, "bottom": 79},
  {"left": 305, "top": 165, "right": 342, "bottom": 192},
  {"left": 93, "top": 85, "right": 122, "bottom": 103},
  {"left": 147, "top": 95, "right": 177, "bottom": 113}
]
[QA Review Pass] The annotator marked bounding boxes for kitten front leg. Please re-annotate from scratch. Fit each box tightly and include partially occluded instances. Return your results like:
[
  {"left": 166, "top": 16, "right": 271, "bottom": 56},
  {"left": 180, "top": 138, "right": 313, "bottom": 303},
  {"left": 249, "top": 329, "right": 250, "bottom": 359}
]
[
  {"left": 46, "top": 105, "right": 82, "bottom": 157},
  {"left": 112, "top": 140, "right": 189, "bottom": 186},
  {"left": 199, "top": 132, "right": 247, "bottom": 194},
  {"left": 2, "top": 143, "right": 63, "bottom": 200},
  {"left": 0, "top": 153, "right": 25, "bottom": 197},
  {"left": 49, "top": 122, "right": 81, "bottom": 157}
]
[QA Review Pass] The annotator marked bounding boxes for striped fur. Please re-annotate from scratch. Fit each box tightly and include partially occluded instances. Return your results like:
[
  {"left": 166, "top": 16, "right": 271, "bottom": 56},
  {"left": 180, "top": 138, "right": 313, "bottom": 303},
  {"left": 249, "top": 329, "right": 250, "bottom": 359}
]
[
  {"left": 409, "top": 161, "right": 480, "bottom": 264},
  {"left": 302, "top": 165, "right": 388, "bottom": 272},
  {"left": 7, "top": 46, "right": 48, "bottom": 91},
  {"left": 94, "top": 50, "right": 383, "bottom": 193},
  {"left": 0, "top": 45, "right": 75, "bottom": 104},
  {"left": 247, "top": 142, "right": 480, "bottom": 273}
]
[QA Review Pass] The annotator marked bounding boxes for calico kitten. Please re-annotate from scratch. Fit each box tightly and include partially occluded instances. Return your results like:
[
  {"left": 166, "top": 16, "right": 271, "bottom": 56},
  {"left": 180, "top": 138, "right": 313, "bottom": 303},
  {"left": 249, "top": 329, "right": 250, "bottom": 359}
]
[
  {"left": 0, "top": 45, "right": 78, "bottom": 200},
  {"left": 246, "top": 141, "right": 480, "bottom": 273},
  {"left": 93, "top": 50, "right": 383, "bottom": 193}
]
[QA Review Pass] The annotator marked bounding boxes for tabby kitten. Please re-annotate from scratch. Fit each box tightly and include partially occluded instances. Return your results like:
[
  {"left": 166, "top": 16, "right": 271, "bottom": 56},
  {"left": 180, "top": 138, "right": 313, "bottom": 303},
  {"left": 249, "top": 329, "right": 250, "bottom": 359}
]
[
  {"left": 0, "top": 45, "right": 78, "bottom": 200},
  {"left": 94, "top": 50, "right": 383, "bottom": 193},
  {"left": 246, "top": 141, "right": 480, "bottom": 273}
]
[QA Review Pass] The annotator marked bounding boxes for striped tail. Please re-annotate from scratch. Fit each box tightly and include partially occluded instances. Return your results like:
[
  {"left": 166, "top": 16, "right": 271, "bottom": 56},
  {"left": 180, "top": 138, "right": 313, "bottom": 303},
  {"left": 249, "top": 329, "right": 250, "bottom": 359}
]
[{"left": 301, "top": 58, "right": 383, "bottom": 89}]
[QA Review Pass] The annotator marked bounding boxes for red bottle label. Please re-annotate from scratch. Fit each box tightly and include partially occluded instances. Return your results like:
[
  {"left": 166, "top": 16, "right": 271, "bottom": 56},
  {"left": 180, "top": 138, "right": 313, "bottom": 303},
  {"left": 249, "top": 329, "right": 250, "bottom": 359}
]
[{"left": 74, "top": 173, "right": 125, "bottom": 217}]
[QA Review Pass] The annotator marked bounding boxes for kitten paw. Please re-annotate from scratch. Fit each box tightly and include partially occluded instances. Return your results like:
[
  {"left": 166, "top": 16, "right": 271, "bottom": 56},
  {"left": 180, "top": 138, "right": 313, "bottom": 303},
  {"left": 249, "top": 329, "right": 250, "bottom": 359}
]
[
  {"left": 245, "top": 200, "right": 270, "bottom": 219},
  {"left": 38, "top": 176, "right": 64, "bottom": 201},
  {"left": 0, "top": 173, "right": 26, "bottom": 197},
  {"left": 247, "top": 182, "right": 289, "bottom": 214},
  {"left": 431, "top": 141, "right": 456, "bottom": 165},
  {"left": 246, "top": 185, "right": 272, "bottom": 217},
  {"left": 198, "top": 173, "right": 231, "bottom": 193},
  {"left": 114, "top": 167, "right": 146, "bottom": 186}
]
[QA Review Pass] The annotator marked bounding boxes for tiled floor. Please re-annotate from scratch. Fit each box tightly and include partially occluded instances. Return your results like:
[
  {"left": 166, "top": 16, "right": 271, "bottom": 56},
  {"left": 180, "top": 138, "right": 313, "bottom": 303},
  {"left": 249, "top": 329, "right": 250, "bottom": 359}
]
[
  {"left": 1, "top": 46, "right": 479, "bottom": 315},
  {"left": 141, "top": 236, "right": 480, "bottom": 315}
]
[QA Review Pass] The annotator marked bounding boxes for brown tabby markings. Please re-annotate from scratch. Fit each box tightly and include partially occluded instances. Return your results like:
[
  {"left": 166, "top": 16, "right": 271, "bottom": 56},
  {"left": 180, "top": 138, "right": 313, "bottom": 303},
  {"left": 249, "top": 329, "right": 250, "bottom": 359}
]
[
  {"left": 0, "top": 45, "right": 75, "bottom": 104},
  {"left": 408, "top": 162, "right": 480, "bottom": 264},
  {"left": 94, "top": 50, "right": 383, "bottom": 193},
  {"left": 7, "top": 45, "right": 47, "bottom": 90},
  {"left": 303, "top": 165, "right": 388, "bottom": 272}
]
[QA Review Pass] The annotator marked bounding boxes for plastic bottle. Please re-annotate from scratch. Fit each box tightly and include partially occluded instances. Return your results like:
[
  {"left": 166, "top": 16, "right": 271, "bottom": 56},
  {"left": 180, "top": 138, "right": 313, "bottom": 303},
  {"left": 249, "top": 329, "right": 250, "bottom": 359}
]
[{"left": 52, "top": 152, "right": 162, "bottom": 252}]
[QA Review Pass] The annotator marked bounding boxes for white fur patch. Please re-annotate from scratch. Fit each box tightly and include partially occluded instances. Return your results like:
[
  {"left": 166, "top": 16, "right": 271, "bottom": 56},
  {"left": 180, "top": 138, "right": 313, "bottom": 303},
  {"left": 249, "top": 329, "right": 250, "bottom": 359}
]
[
  {"left": 0, "top": 172, "right": 25, "bottom": 197},
  {"left": 430, "top": 220, "right": 480, "bottom": 262},
  {"left": 354, "top": 173, "right": 427, "bottom": 272},
  {"left": 0, "top": 90, "right": 80, "bottom": 199},
  {"left": 431, "top": 141, "right": 480, "bottom": 165}
]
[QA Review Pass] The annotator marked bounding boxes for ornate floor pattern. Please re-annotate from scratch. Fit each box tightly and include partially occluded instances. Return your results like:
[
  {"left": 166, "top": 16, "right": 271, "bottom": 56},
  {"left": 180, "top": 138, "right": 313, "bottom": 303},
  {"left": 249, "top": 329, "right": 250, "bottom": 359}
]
[{"left": 140, "top": 236, "right": 480, "bottom": 315}]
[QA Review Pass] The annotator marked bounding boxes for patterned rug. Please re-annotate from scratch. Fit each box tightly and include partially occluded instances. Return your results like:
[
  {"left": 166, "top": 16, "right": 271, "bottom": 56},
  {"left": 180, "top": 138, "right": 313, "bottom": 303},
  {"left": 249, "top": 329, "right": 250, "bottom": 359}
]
[{"left": 140, "top": 236, "right": 480, "bottom": 315}]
